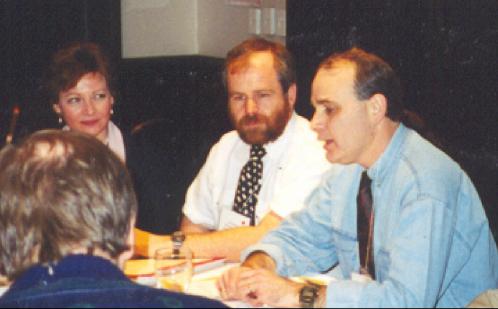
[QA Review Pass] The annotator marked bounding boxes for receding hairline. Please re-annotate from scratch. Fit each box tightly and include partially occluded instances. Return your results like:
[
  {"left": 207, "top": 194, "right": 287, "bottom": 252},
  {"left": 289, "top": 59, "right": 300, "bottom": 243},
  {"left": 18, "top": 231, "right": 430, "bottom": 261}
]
[
  {"left": 317, "top": 58, "right": 357, "bottom": 76},
  {"left": 313, "top": 61, "right": 358, "bottom": 92},
  {"left": 226, "top": 51, "right": 277, "bottom": 77}
]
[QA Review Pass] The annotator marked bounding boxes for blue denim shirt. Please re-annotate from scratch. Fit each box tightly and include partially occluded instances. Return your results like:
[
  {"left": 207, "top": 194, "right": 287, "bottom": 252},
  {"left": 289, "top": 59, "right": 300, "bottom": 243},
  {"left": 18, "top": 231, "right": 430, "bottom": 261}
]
[{"left": 243, "top": 124, "right": 498, "bottom": 307}]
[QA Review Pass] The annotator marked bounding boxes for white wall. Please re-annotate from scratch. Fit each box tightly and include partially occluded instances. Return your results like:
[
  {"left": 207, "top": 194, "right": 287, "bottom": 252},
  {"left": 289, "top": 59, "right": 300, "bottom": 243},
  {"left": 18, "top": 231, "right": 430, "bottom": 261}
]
[
  {"left": 196, "top": 0, "right": 251, "bottom": 58},
  {"left": 122, "top": 0, "right": 198, "bottom": 58},
  {"left": 122, "top": 0, "right": 286, "bottom": 59}
]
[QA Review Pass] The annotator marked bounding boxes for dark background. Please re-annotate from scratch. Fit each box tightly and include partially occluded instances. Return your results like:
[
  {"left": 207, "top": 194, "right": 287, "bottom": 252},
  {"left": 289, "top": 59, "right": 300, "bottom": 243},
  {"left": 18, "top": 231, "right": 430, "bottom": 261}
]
[{"left": 1, "top": 0, "right": 496, "bottom": 235}]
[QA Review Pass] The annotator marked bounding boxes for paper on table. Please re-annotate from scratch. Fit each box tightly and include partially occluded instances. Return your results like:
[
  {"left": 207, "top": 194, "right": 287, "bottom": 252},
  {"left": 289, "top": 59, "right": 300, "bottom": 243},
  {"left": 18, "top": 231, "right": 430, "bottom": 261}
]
[
  {"left": 0, "top": 286, "right": 8, "bottom": 297},
  {"left": 124, "top": 257, "right": 226, "bottom": 278},
  {"left": 0, "top": 276, "right": 9, "bottom": 298},
  {"left": 188, "top": 263, "right": 253, "bottom": 308}
]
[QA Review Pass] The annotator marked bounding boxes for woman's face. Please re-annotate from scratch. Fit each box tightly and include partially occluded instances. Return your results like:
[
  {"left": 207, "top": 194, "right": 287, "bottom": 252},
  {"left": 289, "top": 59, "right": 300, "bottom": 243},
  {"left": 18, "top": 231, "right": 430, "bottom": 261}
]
[{"left": 53, "top": 72, "right": 114, "bottom": 143}]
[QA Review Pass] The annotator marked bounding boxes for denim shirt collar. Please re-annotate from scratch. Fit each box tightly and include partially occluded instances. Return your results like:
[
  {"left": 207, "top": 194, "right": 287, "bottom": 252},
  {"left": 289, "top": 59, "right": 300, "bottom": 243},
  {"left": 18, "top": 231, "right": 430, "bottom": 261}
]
[
  {"left": 367, "top": 123, "right": 408, "bottom": 186},
  {"left": 10, "top": 255, "right": 128, "bottom": 291}
]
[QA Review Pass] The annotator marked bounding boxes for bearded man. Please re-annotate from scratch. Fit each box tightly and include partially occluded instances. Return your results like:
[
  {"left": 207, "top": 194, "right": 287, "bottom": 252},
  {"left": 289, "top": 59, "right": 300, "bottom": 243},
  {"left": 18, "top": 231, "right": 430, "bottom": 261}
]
[{"left": 134, "top": 38, "right": 335, "bottom": 261}]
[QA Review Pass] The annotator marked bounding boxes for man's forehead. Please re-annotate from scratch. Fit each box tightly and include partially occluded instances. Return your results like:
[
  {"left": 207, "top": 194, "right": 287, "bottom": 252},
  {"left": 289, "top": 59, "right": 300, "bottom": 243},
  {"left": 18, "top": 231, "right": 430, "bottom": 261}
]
[
  {"left": 228, "top": 51, "right": 275, "bottom": 76},
  {"left": 317, "top": 61, "right": 355, "bottom": 79},
  {"left": 312, "top": 65, "right": 357, "bottom": 103}
]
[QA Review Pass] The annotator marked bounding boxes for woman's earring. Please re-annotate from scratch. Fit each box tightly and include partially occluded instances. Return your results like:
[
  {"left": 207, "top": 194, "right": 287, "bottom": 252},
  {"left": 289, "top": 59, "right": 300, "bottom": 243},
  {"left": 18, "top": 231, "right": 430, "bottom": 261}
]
[
  {"left": 110, "top": 108, "right": 114, "bottom": 115},
  {"left": 58, "top": 117, "right": 63, "bottom": 124}
]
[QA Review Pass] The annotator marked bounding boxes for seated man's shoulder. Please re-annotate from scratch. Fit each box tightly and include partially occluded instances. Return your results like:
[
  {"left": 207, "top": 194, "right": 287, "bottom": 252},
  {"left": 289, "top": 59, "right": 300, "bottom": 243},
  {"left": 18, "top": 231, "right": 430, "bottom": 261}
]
[
  {"left": 286, "top": 116, "right": 330, "bottom": 165},
  {"left": 210, "top": 130, "right": 242, "bottom": 154},
  {"left": 292, "top": 115, "right": 323, "bottom": 144},
  {"left": 218, "top": 129, "right": 240, "bottom": 143},
  {"left": 0, "top": 277, "right": 225, "bottom": 308},
  {"left": 397, "top": 130, "right": 466, "bottom": 199}
]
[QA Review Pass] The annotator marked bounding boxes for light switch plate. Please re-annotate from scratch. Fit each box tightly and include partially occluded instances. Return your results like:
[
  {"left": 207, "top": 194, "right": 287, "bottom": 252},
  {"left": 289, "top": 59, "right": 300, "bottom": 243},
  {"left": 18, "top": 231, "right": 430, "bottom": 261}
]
[
  {"left": 249, "top": 8, "right": 262, "bottom": 35},
  {"left": 262, "top": 7, "right": 276, "bottom": 35},
  {"left": 276, "top": 8, "right": 286, "bottom": 36}
]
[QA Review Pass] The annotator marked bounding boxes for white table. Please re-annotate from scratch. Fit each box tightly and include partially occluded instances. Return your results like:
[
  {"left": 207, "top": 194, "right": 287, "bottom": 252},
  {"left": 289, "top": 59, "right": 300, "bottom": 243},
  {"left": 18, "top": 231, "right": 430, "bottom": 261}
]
[{"left": 128, "top": 259, "right": 250, "bottom": 307}]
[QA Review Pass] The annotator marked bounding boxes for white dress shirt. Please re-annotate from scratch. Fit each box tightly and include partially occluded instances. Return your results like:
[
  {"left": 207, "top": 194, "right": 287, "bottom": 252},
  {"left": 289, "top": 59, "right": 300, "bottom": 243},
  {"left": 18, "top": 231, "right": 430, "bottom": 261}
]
[
  {"left": 183, "top": 112, "right": 333, "bottom": 230},
  {"left": 107, "top": 121, "right": 126, "bottom": 162}
]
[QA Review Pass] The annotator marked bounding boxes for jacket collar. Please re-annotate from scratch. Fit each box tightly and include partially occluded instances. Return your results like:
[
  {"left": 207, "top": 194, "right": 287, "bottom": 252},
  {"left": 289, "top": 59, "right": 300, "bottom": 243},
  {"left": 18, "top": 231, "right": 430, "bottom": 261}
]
[{"left": 10, "top": 255, "right": 128, "bottom": 291}]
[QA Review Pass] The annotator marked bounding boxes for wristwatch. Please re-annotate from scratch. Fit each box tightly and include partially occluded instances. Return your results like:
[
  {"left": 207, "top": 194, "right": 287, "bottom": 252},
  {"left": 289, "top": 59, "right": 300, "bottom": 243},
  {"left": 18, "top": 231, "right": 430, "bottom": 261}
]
[
  {"left": 172, "top": 231, "right": 186, "bottom": 247},
  {"left": 299, "top": 284, "right": 319, "bottom": 308},
  {"left": 172, "top": 231, "right": 186, "bottom": 257}
]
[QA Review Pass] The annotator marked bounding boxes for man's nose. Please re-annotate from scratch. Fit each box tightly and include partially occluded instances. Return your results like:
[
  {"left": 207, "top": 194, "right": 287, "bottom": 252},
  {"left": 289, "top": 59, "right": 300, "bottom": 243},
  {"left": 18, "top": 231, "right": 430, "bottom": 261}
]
[
  {"left": 245, "top": 98, "right": 258, "bottom": 115},
  {"left": 310, "top": 111, "right": 322, "bottom": 133}
]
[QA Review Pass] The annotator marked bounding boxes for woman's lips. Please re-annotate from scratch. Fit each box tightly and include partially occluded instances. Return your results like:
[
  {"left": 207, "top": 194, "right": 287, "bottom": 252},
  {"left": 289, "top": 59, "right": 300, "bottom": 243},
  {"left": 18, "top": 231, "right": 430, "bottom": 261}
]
[{"left": 81, "top": 119, "right": 100, "bottom": 127}]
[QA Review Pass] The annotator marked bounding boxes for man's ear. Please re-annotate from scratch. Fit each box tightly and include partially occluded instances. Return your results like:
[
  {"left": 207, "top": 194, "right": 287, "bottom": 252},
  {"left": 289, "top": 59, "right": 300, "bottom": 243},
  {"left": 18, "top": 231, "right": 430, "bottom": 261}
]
[
  {"left": 286, "top": 83, "right": 297, "bottom": 110},
  {"left": 117, "top": 217, "right": 136, "bottom": 269},
  {"left": 367, "top": 93, "right": 387, "bottom": 124}
]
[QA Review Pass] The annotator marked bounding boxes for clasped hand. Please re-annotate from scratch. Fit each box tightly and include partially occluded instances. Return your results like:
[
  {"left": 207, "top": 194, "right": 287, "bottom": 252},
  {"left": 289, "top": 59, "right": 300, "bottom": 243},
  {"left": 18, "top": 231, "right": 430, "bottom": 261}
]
[{"left": 216, "top": 266, "right": 304, "bottom": 307}]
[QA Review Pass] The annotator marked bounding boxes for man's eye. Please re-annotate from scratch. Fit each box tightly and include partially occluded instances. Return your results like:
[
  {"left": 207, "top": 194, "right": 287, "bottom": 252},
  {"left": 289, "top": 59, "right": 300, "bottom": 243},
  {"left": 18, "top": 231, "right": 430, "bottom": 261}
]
[
  {"left": 325, "top": 107, "right": 335, "bottom": 115},
  {"left": 231, "top": 95, "right": 246, "bottom": 102},
  {"left": 257, "top": 92, "right": 272, "bottom": 99}
]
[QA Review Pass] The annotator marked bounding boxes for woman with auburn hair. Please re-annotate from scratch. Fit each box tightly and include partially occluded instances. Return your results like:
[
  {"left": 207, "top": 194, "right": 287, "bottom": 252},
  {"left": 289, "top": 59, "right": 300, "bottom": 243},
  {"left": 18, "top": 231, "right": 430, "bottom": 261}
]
[{"left": 45, "top": 42, "right": 127, "bottom": 161}]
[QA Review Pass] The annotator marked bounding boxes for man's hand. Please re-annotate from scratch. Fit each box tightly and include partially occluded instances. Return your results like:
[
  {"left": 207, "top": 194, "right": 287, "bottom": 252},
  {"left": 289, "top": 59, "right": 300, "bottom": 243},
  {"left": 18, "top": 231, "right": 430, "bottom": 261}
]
[
  {"left": 217, "top": 266, "right": 255, "bottom": 301},
  {"left": 217, "top": 266, "right": 304, "bottom": 307}
]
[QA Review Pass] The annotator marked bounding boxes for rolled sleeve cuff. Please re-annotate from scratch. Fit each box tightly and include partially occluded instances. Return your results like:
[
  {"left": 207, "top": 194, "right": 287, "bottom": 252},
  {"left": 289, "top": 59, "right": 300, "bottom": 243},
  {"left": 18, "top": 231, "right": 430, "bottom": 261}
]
[{"left": 241, "top": 243, "right": 290, "bottom": 276}]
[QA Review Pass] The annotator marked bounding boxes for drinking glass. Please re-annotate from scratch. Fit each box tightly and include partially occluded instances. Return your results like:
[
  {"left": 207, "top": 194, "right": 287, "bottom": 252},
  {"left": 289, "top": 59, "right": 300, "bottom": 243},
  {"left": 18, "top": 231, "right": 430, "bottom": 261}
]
[{"left": 154, "top": 245, "right": 193, "bottom": 293}]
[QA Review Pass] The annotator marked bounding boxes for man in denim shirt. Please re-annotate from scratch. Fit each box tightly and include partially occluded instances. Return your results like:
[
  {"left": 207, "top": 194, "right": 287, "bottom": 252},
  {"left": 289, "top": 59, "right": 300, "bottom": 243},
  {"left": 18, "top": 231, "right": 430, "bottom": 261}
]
[{"left": 218, "top": 48, "right": 498, "bottom": 307}]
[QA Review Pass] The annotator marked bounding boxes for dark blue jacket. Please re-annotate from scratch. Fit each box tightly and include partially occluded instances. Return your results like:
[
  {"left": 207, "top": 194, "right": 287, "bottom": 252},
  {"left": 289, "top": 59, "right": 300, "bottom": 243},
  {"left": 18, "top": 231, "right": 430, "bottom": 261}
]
[{"left": 0, "top": 255, "right": 226, "bottom": 308}]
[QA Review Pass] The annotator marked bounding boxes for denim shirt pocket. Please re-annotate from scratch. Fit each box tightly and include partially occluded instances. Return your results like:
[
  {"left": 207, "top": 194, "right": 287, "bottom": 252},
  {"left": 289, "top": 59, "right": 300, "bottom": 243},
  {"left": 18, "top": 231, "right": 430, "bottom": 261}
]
[{"left": 331, "top": 230, "right": 358, "bottom": 279}]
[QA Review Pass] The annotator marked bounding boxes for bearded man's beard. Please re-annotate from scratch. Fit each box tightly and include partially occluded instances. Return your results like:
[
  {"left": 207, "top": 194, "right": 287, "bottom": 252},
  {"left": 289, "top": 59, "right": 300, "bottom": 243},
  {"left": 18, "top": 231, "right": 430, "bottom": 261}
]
[{"left": 231, "top": 100, "right": 291, "bottom": 145}]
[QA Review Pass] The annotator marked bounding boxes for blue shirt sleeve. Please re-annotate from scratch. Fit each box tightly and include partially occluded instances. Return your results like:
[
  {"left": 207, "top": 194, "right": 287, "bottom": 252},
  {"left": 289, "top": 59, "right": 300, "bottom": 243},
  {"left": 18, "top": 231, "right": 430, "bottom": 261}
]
[{"left": 242, "top": 167, "right": 351, "bottom": 277}]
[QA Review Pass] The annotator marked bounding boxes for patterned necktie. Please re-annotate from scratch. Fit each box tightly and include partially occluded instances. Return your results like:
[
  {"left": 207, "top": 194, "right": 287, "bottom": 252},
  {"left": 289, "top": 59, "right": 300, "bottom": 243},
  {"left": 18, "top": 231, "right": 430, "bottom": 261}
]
[
  {"left": 232, "top": 145, "right": 266, "bottom": 226},
  {"left": 357, "top": 171, "right": 376, "bottom": 279}
]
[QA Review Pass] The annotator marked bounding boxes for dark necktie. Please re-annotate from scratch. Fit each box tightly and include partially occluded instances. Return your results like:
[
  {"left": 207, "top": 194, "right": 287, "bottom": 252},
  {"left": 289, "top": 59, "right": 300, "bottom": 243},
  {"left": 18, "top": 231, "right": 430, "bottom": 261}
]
[
  {"left": 357, "top": 171, "right": 376, "bottom": 279},
  {"left": 232, "top": 145, "right": 266, "bottom": 226}
]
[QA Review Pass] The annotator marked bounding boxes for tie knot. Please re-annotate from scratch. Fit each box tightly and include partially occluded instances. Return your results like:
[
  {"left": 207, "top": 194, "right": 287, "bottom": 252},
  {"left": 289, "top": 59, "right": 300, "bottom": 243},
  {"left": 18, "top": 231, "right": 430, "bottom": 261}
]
[
  {"left": 359, "top": 171, "right": 372, "bottom": 190},
  {"left": 250, "top": 145, "right": 266, "bottom": 160}
]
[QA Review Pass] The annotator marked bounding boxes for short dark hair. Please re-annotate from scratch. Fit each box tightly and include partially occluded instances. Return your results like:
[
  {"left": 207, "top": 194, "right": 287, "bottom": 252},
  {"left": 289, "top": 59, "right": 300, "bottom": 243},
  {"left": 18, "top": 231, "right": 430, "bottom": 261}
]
[
  {"left": 224, "top": 37, "right": 296, "bottom": 93},
  {"left": 0, "top": 130, "right": 137, "bottom": 280},
  {"left": 318, "top": 47, "right": 404, "bottom": 121},
  {"left": 44, "top": 42, "right": 113, "bottom": 105}
]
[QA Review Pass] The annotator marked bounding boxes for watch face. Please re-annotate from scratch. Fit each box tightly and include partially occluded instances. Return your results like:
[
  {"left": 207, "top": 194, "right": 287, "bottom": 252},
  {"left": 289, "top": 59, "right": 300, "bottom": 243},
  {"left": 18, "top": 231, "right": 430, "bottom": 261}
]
[{"left": 300, "top": 285, "right": 318, "bottom": 308}]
